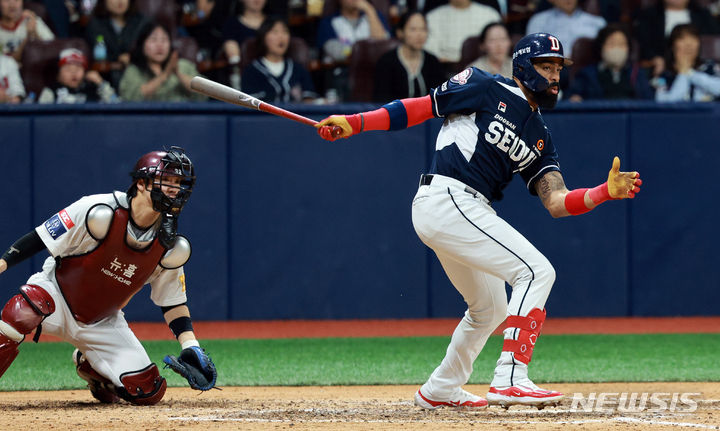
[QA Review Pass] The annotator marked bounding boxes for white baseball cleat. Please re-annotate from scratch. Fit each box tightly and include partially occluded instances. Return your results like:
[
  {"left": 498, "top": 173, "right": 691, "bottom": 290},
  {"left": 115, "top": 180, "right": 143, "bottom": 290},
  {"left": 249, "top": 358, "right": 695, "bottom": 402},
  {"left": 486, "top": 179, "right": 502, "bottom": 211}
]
[
  {"left": 414, "top": 388, "right": 489, "bottom": 409},
  {"left": 486, "top": 383, "right": 563, "bottom": 408}
]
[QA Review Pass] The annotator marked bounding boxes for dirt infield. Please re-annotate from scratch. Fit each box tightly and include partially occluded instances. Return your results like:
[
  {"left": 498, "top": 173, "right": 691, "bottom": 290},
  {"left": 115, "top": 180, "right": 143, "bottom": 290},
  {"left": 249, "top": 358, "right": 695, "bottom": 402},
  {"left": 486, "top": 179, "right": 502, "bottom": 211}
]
[{"left": 1, "top": 383, "right": 717, "bottom": 430}]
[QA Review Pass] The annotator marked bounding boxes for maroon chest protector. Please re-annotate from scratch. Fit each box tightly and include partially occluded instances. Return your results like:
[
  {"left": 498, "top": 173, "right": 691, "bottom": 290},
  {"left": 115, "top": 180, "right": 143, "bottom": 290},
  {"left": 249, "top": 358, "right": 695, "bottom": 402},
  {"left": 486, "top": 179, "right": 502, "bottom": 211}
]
[{"left": 54, "top": 207, "right": 165, "bottom": 324}]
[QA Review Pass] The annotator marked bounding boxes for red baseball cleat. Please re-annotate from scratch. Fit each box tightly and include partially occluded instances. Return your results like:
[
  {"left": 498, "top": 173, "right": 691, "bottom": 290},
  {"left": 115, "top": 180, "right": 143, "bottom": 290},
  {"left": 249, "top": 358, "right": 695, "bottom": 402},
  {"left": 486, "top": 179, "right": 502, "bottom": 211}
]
[
  {"left": 487, "top": 384, "right": 563, "bottom": 408},
  {"left": 414, "top": 388, "right": 488, "bottom": 409}
]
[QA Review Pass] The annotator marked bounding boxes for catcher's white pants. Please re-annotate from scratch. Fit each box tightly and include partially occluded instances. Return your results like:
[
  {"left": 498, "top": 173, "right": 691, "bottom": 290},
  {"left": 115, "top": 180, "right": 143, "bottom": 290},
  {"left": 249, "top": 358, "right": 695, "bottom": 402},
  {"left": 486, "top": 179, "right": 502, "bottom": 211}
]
[
  {"left": 27, "top": 269, "right": 152, "bottom": 387},
  {"left": 411, "top": 175, "right": 555, "bottom": 398}
]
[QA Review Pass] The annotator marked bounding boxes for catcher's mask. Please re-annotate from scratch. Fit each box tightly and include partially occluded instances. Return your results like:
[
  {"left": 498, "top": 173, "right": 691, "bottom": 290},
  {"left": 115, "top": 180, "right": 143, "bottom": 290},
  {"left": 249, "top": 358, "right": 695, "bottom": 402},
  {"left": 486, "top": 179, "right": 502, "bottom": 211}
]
[{"left": 129, "top": 147, "right": 196, "bottom": 215}]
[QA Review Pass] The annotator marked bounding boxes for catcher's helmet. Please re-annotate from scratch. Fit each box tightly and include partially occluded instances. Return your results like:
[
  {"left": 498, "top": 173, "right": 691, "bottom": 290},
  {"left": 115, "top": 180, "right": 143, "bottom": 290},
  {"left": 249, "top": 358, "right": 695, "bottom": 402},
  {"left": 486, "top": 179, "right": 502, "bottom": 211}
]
[
  {"left": 130, "top": 147, "right": 196, "bottom": 215},
  {"left": 512, "top": 33, "right": 573, "bottom": 93}
]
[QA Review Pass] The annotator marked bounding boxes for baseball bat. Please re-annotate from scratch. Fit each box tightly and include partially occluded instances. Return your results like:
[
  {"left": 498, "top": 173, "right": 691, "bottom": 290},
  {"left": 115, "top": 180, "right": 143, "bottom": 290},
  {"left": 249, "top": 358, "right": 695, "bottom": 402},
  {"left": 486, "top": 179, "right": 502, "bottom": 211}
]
[{"left": 190, "top": 76, "right": 341, "bottom": 136}]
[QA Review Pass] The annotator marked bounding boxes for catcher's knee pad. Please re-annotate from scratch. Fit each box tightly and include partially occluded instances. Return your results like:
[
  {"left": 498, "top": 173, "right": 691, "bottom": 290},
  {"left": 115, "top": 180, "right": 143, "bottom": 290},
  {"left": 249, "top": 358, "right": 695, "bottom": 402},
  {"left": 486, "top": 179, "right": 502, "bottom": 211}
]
[
  {"left": 0, "top": 285, "right": 55, "bottom": 378},
  {"left": 116, "top": 363, "right": 167, "bottom": 406},
  {"left": 501, "top": 308, "right": 547, "bottom": 365}
]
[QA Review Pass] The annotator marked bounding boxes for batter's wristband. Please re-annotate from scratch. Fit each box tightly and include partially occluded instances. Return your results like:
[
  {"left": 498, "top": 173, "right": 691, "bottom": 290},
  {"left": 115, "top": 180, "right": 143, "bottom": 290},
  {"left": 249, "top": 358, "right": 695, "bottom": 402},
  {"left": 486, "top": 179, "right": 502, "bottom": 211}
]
[
  {"left": 587, "top": 181, "right": 613, "bottom": 204},
  {"left": 168, "top": 316, "right": 194, "bottom": 338},
  {"left": 352, "top": 108, "right": 390, "bottom": 132},
  {"left": 564, "top": 188, "right": 590, "bottom": 215},
  {"left": 346, "top": 114, "right": 362, "bottom": 134}
]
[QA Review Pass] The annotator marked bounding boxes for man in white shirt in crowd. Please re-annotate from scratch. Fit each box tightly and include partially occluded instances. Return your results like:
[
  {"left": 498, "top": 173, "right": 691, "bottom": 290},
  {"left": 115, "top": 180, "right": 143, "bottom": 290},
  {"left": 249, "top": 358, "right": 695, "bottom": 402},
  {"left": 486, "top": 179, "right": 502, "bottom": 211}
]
[
  {"left": 525, "top": 0, "right": 605, "bottom": 57},
  {"left": 424, "top": 0, "right": 501, "bottom": 64}
]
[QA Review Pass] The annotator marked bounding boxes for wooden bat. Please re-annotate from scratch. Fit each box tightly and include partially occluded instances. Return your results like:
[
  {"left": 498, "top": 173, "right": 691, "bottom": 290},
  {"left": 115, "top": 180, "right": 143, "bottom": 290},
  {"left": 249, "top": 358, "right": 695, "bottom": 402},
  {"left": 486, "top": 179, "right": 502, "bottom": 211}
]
[{"left": 190, "top": 76, "right": 341, "bottom": 136}]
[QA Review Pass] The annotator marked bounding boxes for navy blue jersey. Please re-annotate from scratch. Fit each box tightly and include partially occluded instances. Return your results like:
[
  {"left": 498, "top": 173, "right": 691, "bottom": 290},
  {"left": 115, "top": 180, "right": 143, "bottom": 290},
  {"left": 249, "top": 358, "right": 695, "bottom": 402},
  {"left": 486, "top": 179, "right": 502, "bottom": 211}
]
[{"left": 428, "top": 68, "right": 561, "bottom": 202}]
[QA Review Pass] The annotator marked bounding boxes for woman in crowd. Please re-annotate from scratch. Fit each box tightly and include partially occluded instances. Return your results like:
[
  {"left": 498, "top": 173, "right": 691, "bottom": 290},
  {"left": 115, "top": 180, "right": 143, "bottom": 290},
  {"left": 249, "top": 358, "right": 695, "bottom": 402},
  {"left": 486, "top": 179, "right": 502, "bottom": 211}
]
[
  {"left": 467, "top": 22, "right": 512, "bottom": 78},
  {"left": 654, "top": 24, "right": 720, "bottom": 102},
  {"left": 85, "top": 0, "right": 147, "bottom": 87},
  {"left": 222, "top": 0, "right": 267, "bottom": 63},
  {"left": 119, "top": 22, "right": 205, "bottom": 102},
  {"left": 240, "top": 17, "right": 316, "bottom": 103},
  {"left": 634, "top": 0, "right": 720, "bottom": 76},
  {"left": 567, "top": 24, "right": 653, "bottom": 101},
  {"left": 373, "top": 11, "right": 444, "bottom": 102},
  {"left": 221, "top": 0, "right": 267, "bottom": 88}
]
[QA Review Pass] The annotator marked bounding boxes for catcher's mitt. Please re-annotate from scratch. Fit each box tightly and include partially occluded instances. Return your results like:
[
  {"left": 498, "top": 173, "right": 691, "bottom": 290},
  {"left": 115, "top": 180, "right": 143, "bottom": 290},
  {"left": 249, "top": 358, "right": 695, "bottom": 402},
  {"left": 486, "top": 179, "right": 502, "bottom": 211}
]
[{"left": 163, "top": 346, "right": 217, "bottom": 391}]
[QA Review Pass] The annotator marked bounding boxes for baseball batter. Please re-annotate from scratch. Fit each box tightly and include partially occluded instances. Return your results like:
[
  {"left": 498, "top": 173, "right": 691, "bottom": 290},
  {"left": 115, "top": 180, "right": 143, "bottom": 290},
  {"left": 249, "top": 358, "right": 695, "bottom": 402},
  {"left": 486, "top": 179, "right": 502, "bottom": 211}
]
[
  {"left": 0, "top": 148, "right": 217, "bottom": 404},
  {"left": 317, "top": 33, "right": 642, "bottom": 409}
]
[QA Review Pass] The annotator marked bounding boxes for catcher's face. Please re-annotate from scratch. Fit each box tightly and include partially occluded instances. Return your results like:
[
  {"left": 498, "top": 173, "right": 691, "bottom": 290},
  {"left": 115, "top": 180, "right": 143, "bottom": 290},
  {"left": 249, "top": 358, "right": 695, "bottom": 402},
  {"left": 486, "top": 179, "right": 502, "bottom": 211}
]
[{"left": 154, "top": 175, "right": 182, "bottom": 199}]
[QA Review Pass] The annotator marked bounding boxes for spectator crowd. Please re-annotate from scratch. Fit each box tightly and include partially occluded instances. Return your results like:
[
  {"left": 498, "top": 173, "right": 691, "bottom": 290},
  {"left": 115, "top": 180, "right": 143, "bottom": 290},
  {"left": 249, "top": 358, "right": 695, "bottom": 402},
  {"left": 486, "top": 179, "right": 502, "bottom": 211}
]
[{"left": 1, "top": 0, "right": 719, "bottom": 105}]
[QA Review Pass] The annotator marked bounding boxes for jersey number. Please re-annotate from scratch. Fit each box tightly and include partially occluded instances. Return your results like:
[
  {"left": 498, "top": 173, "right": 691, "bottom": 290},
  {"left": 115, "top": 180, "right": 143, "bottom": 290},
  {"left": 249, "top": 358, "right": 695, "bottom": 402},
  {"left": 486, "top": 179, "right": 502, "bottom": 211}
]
[{"left": 548, "top": 36, "right": 560, "bottom": 51}]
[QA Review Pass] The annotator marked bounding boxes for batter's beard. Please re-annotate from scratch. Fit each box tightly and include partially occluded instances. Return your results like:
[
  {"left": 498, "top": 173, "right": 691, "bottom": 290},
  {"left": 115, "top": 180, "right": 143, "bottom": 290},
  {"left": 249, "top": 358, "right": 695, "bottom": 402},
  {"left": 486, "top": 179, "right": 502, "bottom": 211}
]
[{"left": 531, "top": 83, "right": 560, "bottom": 109}]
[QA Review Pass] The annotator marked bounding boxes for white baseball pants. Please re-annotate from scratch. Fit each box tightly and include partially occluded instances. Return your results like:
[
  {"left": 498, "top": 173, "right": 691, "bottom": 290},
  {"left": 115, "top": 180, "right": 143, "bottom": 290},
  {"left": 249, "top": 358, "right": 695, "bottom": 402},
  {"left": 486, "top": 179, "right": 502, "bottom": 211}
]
[
  {"left": 27, "top": 269, "right": 153, "bottom": 388},
  {"left": 411, "top": 174, "right": 555, "bottom": 398}
]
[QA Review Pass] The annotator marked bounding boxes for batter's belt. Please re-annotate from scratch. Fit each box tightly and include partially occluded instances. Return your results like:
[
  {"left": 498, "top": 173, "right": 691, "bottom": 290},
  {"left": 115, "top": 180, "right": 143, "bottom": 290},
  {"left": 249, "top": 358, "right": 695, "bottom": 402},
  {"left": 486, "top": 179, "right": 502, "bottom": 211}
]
[{"left": 419, "top": 174, "right": 489, "bottom": 204}]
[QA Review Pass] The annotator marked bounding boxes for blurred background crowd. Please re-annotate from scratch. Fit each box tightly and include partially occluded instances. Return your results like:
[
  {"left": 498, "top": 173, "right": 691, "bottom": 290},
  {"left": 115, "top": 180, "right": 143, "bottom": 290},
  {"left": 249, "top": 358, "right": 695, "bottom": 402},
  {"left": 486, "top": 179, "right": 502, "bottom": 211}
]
[{"left": 0, "top": 0, "right": 719, "bottom": 105}]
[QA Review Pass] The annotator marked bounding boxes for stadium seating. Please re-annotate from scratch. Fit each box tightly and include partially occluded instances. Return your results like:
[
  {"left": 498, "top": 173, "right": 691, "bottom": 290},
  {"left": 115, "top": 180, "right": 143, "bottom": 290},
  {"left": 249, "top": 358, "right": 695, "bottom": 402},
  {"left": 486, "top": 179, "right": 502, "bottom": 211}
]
[
  {"left": 173, "top": 36, "right": 199, "bottom": 63},
  {"left": 348, "top": 38, "right": 399, "bottom": 102},
  {"left": 459, "top": 36, "right": 484, "bottom": 69},
  {"left": 136, "top": 0, "right": 178, "bottom": 35},
  {"left": 700, "top": 35, "right": 720, "bottom": 62},
  {"left": 570, "top": 37, "right": 597, "bottom": 78}
]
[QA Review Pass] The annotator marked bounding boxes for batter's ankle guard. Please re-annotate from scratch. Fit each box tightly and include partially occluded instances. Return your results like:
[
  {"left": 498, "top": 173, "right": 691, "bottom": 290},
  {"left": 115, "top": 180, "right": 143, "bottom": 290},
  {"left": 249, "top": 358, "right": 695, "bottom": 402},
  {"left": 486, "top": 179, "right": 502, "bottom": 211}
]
[{"left": 502, "top": 308, "right": 547, "bottom": 365}]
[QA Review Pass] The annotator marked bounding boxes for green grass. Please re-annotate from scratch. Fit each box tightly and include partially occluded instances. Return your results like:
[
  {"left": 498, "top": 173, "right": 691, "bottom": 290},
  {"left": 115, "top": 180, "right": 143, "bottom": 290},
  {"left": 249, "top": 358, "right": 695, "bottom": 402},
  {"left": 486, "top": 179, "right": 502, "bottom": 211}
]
[{"left": 1, "top": 333, "right": 718, "bottom": 391}]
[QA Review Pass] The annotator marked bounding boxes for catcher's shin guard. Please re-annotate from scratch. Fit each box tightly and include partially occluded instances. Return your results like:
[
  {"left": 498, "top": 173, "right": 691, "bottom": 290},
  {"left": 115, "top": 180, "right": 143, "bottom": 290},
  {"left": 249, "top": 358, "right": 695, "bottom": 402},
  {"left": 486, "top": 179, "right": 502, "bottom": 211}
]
[
  {"left": 117, "top": 364, "right": 167, "bottom": 405},
  {"left": 0, "top": 285, "right": 55, "bottom": 378}
]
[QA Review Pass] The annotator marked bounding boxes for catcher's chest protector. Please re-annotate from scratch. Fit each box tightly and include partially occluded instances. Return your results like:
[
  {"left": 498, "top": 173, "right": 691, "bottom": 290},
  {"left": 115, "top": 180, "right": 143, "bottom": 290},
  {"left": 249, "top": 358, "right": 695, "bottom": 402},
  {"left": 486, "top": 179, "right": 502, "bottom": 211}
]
[{"left": 55, "top": 207, "right": 165, "bottom": 324}]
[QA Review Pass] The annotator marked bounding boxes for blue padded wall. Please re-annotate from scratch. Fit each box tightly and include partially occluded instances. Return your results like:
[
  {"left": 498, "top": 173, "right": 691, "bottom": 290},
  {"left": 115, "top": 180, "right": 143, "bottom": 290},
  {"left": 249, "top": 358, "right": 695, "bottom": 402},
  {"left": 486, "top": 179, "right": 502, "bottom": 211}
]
[{"left": 0, "top": 102, "right": 716, "bottom": 319}]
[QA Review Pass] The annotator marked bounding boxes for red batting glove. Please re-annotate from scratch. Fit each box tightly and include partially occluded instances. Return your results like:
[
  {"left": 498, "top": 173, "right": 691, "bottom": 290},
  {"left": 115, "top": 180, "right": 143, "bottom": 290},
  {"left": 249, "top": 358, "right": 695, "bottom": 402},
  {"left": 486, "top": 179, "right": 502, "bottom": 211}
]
[{"left": 315, "top": 114, "right": 362, "bottom": 141}]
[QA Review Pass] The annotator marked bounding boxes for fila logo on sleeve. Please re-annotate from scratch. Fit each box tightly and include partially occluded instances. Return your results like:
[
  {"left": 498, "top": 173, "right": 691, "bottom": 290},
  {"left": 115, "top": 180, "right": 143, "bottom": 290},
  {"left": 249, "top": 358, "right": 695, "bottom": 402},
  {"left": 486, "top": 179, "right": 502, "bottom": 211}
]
[
  {"left": 44, "top": 209, "right": 75, "bottom": 240},
  {"left": 498, "top": 101, "right": 507, "bottom": 112}
]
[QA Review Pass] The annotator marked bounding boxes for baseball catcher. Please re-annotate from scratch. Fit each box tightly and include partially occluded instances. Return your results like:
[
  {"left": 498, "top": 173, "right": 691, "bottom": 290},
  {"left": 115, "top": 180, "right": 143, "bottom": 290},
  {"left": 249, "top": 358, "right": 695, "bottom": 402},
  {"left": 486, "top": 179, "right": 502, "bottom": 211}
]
[{"left": 0, "top": 147, "right": 217, "bottom": 404}]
